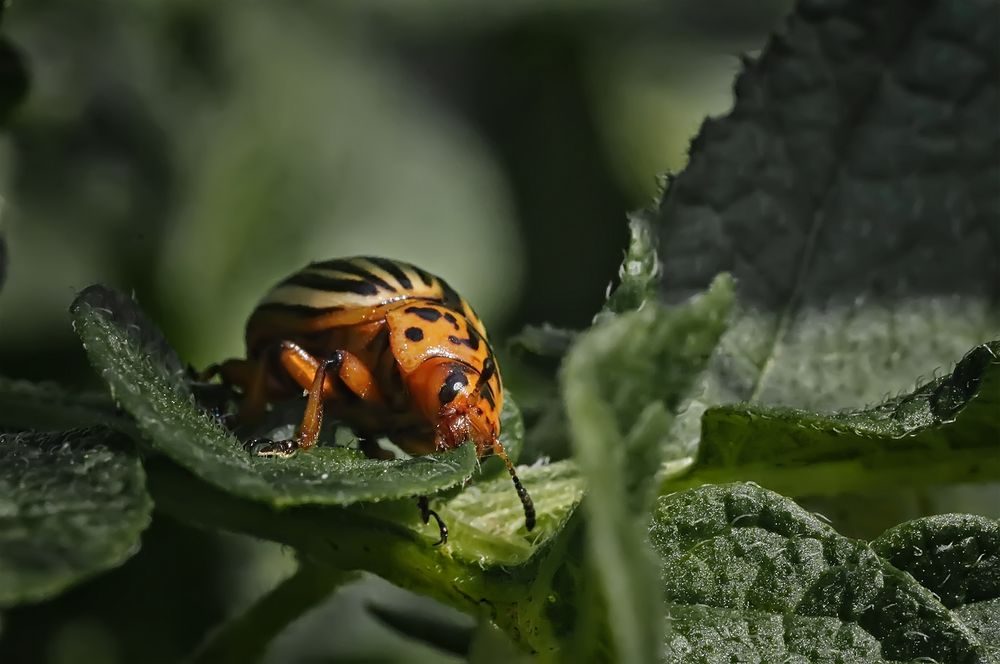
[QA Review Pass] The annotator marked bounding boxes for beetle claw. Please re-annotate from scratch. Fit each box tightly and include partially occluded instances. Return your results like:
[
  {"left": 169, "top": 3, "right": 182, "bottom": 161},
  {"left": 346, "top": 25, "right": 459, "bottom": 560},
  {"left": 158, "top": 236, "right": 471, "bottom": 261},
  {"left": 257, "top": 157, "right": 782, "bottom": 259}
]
[
  {"left": 244, "top": 437, "right": 299, "bottom": 458},
  {"left": 417, "top": 495, "right": 449, "bottom": 546}
]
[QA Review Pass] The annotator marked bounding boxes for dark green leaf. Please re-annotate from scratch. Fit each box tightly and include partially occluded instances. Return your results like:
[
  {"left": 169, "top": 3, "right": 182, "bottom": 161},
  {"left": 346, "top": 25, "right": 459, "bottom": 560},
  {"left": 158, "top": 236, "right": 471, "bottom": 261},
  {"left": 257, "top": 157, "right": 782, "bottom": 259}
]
[
  {"left": 651, "top": 483, "right": 993, "bottom": 663},
  {"left": 0, "top": 377, "right": 124, "bottom": 432},
  {"left": 506, "top": 324, "right": 578, "bottom": 364},
  {"left": 562, "top": 274, "right": 734, "bottom": 663},
  {"left": 654, "top": 0, "right": 1000, "bottom": 453},
  {"left": 874, "top": 514, "right": 1000, "bottom": 656},
  {"left": 668, "top": 341, "right": 1000, "bottom": 495},
  {"left": 70, "top": 285, "right": 478, "bottom": 507},
  {"left": 0, "top": 428, "right": 151, "bottom": 607}
]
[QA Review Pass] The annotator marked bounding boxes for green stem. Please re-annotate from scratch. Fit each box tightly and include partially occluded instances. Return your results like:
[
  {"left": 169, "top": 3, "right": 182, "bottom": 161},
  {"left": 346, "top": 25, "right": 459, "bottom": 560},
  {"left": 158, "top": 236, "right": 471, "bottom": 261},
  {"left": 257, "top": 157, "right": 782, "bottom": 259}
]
[
  {"left": 145, "top": 459, "right": 549, "bottom": 652},
  {"left": 190, "top": 563, "right": 354, "bottom": 664}
]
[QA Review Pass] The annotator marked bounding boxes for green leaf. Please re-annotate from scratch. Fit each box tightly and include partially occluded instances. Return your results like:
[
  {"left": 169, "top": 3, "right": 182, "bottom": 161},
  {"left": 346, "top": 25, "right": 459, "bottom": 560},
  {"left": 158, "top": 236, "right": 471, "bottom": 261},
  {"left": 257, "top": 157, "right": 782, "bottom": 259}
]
[
  {"left": 874, "top": 514, "right": 1000, "bottom": 657},
  {"left": 507, "top": 324, "right": 578, "bottom": 365},
  {"left": 70, "top": 285, "right": 478, "bottom": 507},
  {"left": 654, "top": 0, "right": 1000, "bottom": 453},
  {"left": 651, "top": 482, "right": 993, "bottom": 663},
  {"left": 439, "top": 459, "right": 584, "bottom": 566},
  {"left": 668, "top": 341, "right": 1000, "bottom": 495},
  {"left": 144, "top": 457, "right": 561, "bottom": 653},
  {"left": 0, "top": 428, "right": 152, "bottom": 608},
  {"left": 0, "top": 377, "right": 124, "bottom": 432},
  {"left": 562, "top": 274, "right": 734, "bottom": 663},
  {"left": 598, "top": 212, "right": 660, "bottom": 320}
]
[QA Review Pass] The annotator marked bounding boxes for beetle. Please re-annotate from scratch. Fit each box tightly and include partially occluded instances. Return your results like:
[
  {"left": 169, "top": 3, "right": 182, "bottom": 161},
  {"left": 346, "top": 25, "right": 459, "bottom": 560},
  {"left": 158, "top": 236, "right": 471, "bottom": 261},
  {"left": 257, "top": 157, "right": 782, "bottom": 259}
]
[{"left": 201, "top": 256, "right": 534, "bottom": 544}]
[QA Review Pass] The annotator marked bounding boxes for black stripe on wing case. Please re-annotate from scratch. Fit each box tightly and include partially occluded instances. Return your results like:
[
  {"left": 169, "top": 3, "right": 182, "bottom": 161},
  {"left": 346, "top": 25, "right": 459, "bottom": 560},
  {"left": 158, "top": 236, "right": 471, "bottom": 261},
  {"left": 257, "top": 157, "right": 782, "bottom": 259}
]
[
  {"left": 254, "top": 302, "right": 345, "bottom": 316},
  {"left": 311, "top": 259, "right": 396, "bottom": 292},
  {"left": 365, "top": 257, "right": 414, "bottom": 290},
  {"left": 282, "top": 272, "right": 380, "bottom": 296}
]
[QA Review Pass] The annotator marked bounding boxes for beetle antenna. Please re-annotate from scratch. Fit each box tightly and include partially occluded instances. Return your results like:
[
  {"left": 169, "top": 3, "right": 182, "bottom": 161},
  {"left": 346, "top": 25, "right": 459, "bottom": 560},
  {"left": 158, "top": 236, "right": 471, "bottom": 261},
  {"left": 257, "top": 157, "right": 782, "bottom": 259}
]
[{"left": 492, "top": 440, "right": 535, "bottom": 532}]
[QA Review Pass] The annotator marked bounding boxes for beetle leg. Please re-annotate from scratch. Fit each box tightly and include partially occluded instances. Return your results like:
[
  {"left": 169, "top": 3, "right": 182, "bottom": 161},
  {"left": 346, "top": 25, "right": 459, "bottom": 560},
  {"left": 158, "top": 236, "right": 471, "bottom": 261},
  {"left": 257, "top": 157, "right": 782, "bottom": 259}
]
[
  {"left": 277, "top": 342, "right": 384, "bottom": 405},
  {"left": 197, "top": 358, "right": 270, "bottom": 425},
  {"left": 271, "top": 342, "right": 385, "bottom": 453},
  {"left": 417, "top": 495, "right": 448, "bottom": 546}
]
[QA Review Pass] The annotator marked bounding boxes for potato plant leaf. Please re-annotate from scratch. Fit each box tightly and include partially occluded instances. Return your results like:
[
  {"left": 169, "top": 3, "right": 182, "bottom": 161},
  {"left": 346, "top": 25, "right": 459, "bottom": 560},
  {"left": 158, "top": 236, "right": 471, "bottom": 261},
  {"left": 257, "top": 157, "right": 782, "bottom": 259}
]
[
  {"left": 651, "top": 483, "right": 995, "bottom": 663},
  {"left": 654, "top": 0, "right": 1000, "bottom": 454},
  {"left": 439, "top": 459, "right": 584, "bottom": 566},
  {"left": 0, "top": 428, "right": 152, "bottom": 608},
  {"left": 562, "top": 274, "right": 734, "bottom": 663},
  {"left": 598, "top": 212, "right": 660, "bottom": 320},
  {"left": 667, "top": 341, "right": 1000, "bottom": 495},
  {"left": 0, "top": 377, "right": 124, "bottom": 432},
  {"left": 70, "top": 285, "right": 478, "bottom": 506},
  {"left": 873, "top": 514, "right": 1000, "bottom": 657}
]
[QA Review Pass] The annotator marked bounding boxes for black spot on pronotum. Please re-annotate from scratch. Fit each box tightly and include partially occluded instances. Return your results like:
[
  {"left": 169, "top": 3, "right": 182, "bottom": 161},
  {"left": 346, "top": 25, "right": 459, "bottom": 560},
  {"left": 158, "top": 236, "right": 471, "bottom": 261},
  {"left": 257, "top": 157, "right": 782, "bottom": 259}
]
[
  {"left": 405, "top": 306, "right": 442, "bottom": 322},
  {"left": 438, "top": 365, "right": 469, "bottom": 404},
  {"left": 448, "top": 329, "right": 480, "bottom": 350},
  {"left": 405, "top": 327, "right": 424, "bottom": 342},
  {"left": 443, "top": 312, "right": 459, "bottom": 329},
  {"left": 466, "top": 326, "right": 481, "bottom": 350}
]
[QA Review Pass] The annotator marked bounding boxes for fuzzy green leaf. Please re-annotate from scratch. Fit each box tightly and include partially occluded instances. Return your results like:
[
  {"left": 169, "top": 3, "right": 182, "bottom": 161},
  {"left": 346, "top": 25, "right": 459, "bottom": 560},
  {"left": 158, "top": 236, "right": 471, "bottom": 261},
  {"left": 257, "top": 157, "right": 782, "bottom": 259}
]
[
  {"left": 874, "top": 514, "right": 1000, "bottom": 657},
  {"left": 507, "top": 324, "right": 578, "bottom": 364},
  {"left": 654, "top": 0, "right": 1000, "bottom": 454},
  {"left": 598, "top": 212, "right": 660, "bottom": 320},
  {"left": 668, "top": 341, "right": 1000, "bottom": 495},
  {"left": 439, "top": 459, "right": 584, "bottom": 566},
  {"left": 0, "top": 428, "right": 152, "bottom": 607},
  {"left": 562, "top": 274, "right": 734, "bottom": 663},
  {"left": 0, "top": 377, "right": 124, "bottom": 432},
  {"left": 70, "top": 285, "right": 478, "bottom": 507},
  {"left": 652, "top": 483, "right": 994, "bottom": 663}
]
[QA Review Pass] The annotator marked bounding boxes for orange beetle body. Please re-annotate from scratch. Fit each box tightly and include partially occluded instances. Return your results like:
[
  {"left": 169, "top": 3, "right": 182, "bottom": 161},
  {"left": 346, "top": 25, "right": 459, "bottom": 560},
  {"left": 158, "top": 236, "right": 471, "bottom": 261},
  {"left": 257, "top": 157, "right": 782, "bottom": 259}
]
[{"left": 205, "top": 257, "right": 533, "bottom": 538}]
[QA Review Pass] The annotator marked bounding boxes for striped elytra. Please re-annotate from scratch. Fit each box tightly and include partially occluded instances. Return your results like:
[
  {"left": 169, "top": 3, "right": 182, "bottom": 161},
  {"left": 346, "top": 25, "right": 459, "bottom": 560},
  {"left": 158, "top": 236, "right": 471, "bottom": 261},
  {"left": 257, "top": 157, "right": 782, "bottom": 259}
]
[{"left": 204, "top": 256, "right": 535, "bottom": 543}]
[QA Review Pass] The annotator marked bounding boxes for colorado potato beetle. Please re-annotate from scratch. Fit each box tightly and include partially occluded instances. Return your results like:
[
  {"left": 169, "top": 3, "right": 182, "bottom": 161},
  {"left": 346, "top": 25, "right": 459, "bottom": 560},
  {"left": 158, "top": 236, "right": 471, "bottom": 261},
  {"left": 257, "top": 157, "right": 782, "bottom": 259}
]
[{"left": 202, "top": 256, "right": 534, "bottom": 544}]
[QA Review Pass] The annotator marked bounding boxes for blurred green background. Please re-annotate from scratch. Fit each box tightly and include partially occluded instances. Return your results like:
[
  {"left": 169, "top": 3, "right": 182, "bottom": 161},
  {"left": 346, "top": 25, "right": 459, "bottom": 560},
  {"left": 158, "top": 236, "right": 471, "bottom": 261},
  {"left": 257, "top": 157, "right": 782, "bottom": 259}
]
[{"left": 0, "top": 1, "right": 790, "bottom": 662}]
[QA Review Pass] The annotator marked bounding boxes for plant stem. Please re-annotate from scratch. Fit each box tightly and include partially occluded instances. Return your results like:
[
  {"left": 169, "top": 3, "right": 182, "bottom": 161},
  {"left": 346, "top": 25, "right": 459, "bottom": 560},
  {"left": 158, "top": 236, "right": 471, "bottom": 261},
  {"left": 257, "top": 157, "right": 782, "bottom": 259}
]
[
  {"left": 190, "top": 562, "right": 354, "bottom": 664},
  {"left": 145, "top": 459, "right": 551, "bottom": 652}
]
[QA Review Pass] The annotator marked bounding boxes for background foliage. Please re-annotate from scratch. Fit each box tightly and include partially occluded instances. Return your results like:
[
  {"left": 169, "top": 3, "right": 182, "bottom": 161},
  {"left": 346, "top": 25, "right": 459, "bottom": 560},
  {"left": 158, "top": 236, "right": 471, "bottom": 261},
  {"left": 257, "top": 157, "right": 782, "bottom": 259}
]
[{"left": 0, "top": 0, "right": 998, "bottom": 663}]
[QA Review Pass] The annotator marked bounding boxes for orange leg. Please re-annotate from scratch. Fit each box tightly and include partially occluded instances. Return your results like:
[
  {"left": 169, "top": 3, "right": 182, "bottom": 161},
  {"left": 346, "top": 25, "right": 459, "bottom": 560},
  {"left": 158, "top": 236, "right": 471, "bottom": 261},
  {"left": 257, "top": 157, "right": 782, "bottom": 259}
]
[{"left": 246, "top": 341, "right": 383, "bottom": 456}]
